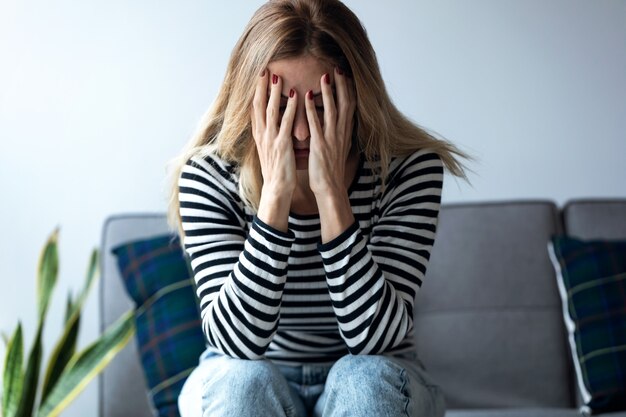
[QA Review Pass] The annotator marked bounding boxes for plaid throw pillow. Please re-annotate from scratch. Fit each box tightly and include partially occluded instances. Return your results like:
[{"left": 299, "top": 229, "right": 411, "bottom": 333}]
[
  {"left": 113, "top": 235, "right": 206, "bottom": 417},
  {"left": 548, "top": 236, "right": 626, "bottom": 415}
]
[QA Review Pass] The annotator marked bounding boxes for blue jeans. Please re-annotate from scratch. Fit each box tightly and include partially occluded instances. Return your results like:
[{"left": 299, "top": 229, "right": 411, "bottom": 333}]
[{"left": 178, "top": 348, "right": 446, "bottom": 417}]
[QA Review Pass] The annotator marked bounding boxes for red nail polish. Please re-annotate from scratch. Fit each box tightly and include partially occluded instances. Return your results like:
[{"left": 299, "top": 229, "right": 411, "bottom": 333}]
[
  {"left": 336, "top": 67, "right": 344, "bottom": 75},
  {"left": 324, "top": 73, "right": 330, "bottom": 85},
  {"left": 289, "top": 88, "right": 295, "bottom": 98},
  {"left": 272, "top": 74, "right": 278, "bottom": 84},
  {"left": 307, "top": 90, "right": 313, "bottom": 100}
]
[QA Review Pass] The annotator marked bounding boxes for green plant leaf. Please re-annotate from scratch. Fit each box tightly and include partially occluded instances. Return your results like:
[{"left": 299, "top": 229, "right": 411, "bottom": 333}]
[
  {"left": 69, "top": 249, "right": 98, "bottom": 320},
  {"left": 2, "top": 323, "right": 24, "bottom": 417},
  {"left": 64, "top": 291, "right": 73, "bottom": 324},
  {"left": 41, "top": 249, "right": 99, "bottom": 404},
  {"left": 14, "top": 322, "right": 43, "bottom": 417},
  {"left": 37, "top": 310, "right": 135, "bottom": 417},
  {"left": 2, "top": 331, "right": 9, "bottom": 347},
  {"left": 37, "top": 228, "right": 60, "bottom": 322},
  {"left": 77, "top": 249, "right": 98, "bottom": 309},
  {"left": 40, "top": 311, "right": 80, "bottom": 405}
]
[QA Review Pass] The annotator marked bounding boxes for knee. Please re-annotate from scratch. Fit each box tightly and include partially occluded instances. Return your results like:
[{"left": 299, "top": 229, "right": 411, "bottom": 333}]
[
  {"left": 202, "top": 356, "right": 283, "bottom": 398},
  {"left": 328, "top": 354, "right": 398, "bottom": 381},
  {"left": 200, "top": 356, "right": 299, "bottom": 417},
  {"left": 323, "top": 355, "right": 446, "bottom": 417},
  {"left": 326, "top": 355, "right": 403, "bottom": 397}
]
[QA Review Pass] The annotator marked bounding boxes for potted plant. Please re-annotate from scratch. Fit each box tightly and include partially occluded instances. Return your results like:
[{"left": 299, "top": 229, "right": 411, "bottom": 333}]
[{"left": 2, "top": 228, "right": 135, "bottom": 417}]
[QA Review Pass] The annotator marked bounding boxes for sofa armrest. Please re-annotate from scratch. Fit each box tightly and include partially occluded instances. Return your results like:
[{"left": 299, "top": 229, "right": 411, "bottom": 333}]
[{"left": 99, "top": 213, "right": 172, "bottom": 417}]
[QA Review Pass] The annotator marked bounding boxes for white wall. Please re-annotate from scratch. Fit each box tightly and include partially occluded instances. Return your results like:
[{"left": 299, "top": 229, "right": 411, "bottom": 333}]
[{"left": 0, "top": 1, "right": 624, "bottom": 416}]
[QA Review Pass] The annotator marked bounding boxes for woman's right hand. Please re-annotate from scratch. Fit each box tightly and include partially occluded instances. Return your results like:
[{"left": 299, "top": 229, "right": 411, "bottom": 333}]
[
  {"left": 251, "top": 70, "right": 298, "bottom": 199},
  {"left": 251, "top": 70, "right": 297, "bottom": 232}
]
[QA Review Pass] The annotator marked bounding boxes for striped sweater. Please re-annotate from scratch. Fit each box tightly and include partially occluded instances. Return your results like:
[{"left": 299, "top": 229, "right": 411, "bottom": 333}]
[{"left": 178, "top": 148, "right": 444, "bottom": 365}]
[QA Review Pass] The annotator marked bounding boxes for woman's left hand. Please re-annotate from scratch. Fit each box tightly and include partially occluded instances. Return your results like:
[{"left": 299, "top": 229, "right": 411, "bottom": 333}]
[{"left": 306, "top": 67, "right": 356, "bottom": 197}]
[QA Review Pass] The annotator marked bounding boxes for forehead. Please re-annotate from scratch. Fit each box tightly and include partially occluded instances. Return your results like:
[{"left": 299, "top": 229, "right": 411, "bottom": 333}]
[{"left": 267, "top": 54, "right": 334, "bottom": 86}]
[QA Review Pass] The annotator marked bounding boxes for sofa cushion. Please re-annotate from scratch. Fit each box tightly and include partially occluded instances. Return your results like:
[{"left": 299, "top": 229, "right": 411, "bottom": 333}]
[
  {"left": 447, "top": 409, "right": 626, "bottom": 417},
  {"left": 112, "top": 234, "right": 206, "bottom": 417},
  {"left": 446, "top": 407, "right": 626, "bottom": 417},
  {"left": 446, "top": 409, "right": 584, "bottom": 417},
  {"left": 414, "top": 201, "right": 574, "bottom": 409},
  {"left": 548, "top": 236, "right": 626, "bottom": 415},
  {"left": 563, "top": 199, "right": 626, "bottom": 409}
]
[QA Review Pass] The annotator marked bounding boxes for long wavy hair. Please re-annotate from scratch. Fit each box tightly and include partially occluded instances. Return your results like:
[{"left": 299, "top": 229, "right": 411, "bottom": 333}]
[{"left": 166, "top": 0, "right": 474, "bottom": 238}]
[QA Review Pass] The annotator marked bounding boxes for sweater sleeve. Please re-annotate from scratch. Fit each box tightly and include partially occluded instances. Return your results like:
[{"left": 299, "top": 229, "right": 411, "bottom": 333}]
[
  {"left": 178, "top": 154, "right": 295, "bottom": 359},
  {"left": 317, "top": 149, "right": 444, "bottom": 355}
]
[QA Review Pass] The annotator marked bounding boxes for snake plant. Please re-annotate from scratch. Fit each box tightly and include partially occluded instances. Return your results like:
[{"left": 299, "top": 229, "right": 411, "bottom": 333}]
[{"left": 1, "top": 228, "right": 135, "bottom": 417}]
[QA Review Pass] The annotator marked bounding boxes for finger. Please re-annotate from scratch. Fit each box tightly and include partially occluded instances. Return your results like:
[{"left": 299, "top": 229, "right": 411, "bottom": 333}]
[
  {"left": 334, "top": 67, "right": 351, "bottom": 134},
  {"left": 278, "top": 88, "right": 297, "bottom": 137},
  {"left": 266, "top": 73, "right": 282, "bottom": 130},
  {"left": 252, "top": 69, "right": 268, "bottom": 140},
  {"left": 305, "top": 89, "right": 323, "bottom": 140},
  {"left": 320, "top": 72, "right": 336, "bottom": 133}
]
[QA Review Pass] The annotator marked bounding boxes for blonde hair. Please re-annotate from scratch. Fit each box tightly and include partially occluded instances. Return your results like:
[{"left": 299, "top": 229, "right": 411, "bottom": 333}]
[{"left": 166, "top": 0, "right": 475, "bottom": 238}]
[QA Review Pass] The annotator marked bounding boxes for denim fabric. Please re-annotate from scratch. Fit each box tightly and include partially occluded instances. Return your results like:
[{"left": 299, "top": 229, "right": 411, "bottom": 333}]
[{"left": 178, "top": 348, "right": 446, "bottom": 417}]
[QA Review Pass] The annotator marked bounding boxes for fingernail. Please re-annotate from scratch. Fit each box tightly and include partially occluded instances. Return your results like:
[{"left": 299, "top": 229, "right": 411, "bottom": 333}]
[
  {"left": 307, "top": 90, "right": 313, "bottom": 100},
  {"left": 272, "top": 74, "right": 278, "bottom": 84},
  {"left": 260, "top": 69, "right": 266, "bottom": 77},
  {"left": 336, "top": 67, "right": 344, "bottom": 75},
  {"left": 289, "top": 88, "right": 295, "bottom": 98},
  {"left": 323, "top": 73, "right": 330, "bottom": 85}
]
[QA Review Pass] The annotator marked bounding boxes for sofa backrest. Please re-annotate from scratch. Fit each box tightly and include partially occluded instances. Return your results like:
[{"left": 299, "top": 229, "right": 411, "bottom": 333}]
[
  {"left": 99, "top": 214, "right": 170, "bottom": 417},
  {"left": 563, "top": 199, "right": 626, "bottom": 240},
  {"left": 413, "top": 201, "right": 575, "bottom": 409}
]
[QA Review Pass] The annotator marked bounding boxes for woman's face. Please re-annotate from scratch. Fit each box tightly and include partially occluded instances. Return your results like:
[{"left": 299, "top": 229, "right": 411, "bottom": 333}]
[{"left": 267, "top": 54, "right": 335, "bottom": 170}]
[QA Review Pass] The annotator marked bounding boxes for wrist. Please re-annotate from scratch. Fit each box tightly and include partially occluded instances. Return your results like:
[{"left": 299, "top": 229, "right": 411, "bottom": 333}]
[
  {"left": 315, "top": 191, "right": 355, "bottom": 244},
  {"left": 262, "top": 184, "right": 294, "bottom": 202},
  {"left": 315, "top": 189, "right": 350, "bottom": 211},
  {"left": 313, "top": 186, "right": 348, "bottom": 202},
  {"left": 258, "top": 187, "right": 292, "bottom": 233}
]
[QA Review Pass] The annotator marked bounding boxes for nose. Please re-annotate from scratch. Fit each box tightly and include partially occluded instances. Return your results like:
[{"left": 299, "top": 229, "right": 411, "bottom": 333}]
[{"left": 292, "top": 103, "right": 309, "bottom": 142}]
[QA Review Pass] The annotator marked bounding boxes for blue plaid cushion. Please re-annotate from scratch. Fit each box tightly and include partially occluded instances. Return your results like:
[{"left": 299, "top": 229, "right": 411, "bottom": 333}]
[
  {"left": 113, "top": 235, "right": 206, "bottom": 417},
  {"left": 548, "top": 236, "right": 626, "bottom": 414}
]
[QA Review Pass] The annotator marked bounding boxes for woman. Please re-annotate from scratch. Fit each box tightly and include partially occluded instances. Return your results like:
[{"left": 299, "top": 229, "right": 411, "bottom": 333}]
[{"left": 168, "top": 0, "right": 472, "bottom": 416}]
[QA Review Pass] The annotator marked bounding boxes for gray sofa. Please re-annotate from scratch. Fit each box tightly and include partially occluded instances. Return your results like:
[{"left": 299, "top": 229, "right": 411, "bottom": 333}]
[{"left": 98, "top": 199, "right": 626, "bottom": 417}]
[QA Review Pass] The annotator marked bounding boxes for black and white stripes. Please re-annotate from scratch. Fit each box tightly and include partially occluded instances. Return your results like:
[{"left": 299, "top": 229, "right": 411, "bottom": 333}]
[{"left": 178, "top": 149, "right": 443, "bottom": 365}]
